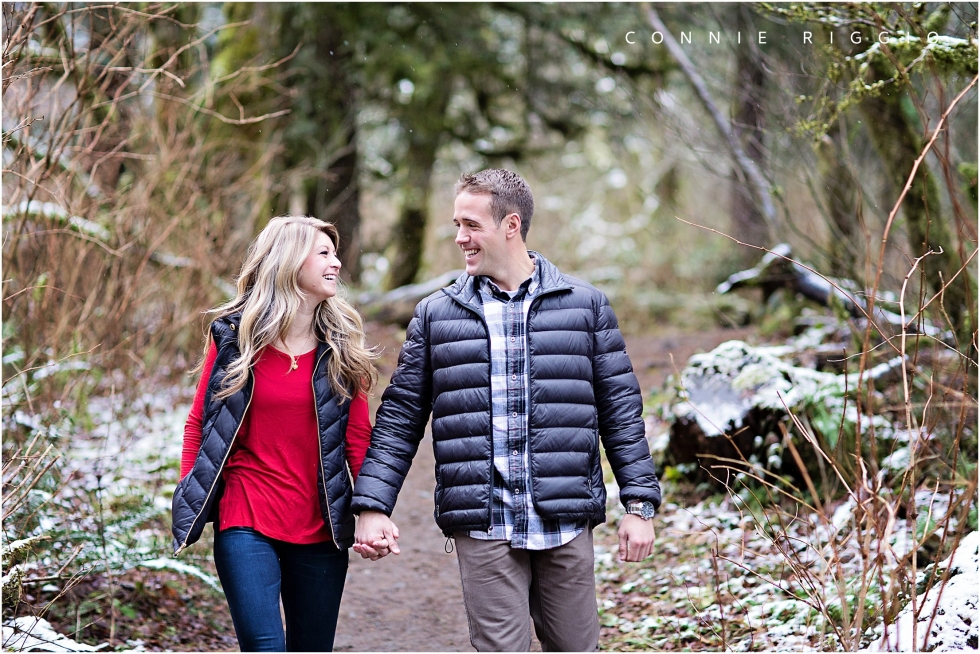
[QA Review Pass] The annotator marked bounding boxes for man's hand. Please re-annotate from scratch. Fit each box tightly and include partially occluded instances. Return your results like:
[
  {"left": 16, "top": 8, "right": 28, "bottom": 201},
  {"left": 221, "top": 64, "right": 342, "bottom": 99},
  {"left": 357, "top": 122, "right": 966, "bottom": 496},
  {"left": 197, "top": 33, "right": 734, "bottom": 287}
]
[
  {"left": 353, "top": 510, "right": 401, "bottom": 561},
  {"left": 618, "top": 514, "right": 656, "bottom": 562}
]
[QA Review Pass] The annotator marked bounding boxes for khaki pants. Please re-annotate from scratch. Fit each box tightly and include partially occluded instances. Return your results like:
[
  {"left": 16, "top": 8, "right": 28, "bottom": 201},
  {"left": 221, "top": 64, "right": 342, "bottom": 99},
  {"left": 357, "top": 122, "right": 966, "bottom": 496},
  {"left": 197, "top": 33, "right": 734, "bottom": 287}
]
[{"left": 454, "top": 529, "right": 600, "bottom": 652}]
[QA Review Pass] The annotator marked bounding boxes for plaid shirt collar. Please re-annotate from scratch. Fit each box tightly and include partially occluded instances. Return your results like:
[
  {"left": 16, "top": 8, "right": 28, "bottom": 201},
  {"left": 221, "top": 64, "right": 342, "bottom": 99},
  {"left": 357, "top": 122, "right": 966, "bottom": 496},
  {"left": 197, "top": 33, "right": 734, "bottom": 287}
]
[{"left": 476, "top": 255, "right": 540, "bottom": 301}]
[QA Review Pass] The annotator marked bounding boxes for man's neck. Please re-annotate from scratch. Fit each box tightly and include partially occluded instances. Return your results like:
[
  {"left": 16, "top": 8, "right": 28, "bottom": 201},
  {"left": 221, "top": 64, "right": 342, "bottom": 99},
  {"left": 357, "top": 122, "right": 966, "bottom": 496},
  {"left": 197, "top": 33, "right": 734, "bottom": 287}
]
[{"left": 484, "top": 250, "right": 535, "bottom": 292}]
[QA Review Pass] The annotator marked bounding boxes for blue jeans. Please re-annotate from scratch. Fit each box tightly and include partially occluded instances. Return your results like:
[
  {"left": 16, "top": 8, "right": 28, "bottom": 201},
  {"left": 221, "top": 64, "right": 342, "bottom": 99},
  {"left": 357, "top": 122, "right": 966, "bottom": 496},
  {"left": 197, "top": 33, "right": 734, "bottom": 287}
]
[{"left": 213, "top": 527, "right": 348, "bottom": 652}]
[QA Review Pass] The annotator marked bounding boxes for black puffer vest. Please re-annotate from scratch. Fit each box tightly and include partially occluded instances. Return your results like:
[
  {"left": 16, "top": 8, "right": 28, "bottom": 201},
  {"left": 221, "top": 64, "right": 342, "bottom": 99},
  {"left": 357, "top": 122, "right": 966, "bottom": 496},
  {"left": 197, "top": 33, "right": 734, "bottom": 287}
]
[
  {"left": 352, "top": 253, "right": 661, "bottom": 536},
  {"left": 171, "top": 314, "right": 355, "bottom": 554}
]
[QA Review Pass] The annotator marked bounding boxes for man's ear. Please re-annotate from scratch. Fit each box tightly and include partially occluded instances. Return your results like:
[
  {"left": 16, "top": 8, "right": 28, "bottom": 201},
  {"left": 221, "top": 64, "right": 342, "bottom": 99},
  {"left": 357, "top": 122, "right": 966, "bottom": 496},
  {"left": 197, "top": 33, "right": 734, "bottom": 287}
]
[{"left": 505, "top": 213, "right": 522, "bottom": 239}]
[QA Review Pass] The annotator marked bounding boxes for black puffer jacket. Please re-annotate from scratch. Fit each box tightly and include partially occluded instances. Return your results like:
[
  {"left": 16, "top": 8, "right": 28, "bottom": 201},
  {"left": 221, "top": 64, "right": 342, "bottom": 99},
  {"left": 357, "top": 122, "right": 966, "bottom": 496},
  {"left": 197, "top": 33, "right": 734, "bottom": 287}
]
[
  {"left": 171, "top": 314, "right": 356, "bottom": 554},
  {"left": 352, "top": 253, "right": 660, "bottom": 535}
]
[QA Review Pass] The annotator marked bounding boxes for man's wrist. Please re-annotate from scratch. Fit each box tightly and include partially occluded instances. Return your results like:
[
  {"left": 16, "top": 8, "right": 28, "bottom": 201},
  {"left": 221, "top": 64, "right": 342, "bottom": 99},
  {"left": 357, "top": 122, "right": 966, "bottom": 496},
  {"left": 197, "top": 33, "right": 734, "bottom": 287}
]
[
  {"left": 355, "top": 509, "right": 389, "bottom": 517},
  {"left": 625, "top": 501, "right": 656, "bottom": 520}
]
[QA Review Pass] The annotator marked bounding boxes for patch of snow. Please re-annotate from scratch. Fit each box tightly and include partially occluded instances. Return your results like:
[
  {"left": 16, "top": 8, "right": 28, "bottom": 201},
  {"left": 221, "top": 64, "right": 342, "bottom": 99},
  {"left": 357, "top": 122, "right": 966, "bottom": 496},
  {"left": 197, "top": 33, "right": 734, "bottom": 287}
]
[
  {"left": 2, "top": 617, "right": 105, "bottom": 651},
  {"left": 861, "top": 531, "right": 979, "bottom": 652},
  {"left": 882, "top": 446, "right": 911, "bottom": 471},
  {"left": 672, "top": 340, "right": 840, "bottom": 437},
  {"left": 2, "top": 201, "right": 111, "bottom": 241}
]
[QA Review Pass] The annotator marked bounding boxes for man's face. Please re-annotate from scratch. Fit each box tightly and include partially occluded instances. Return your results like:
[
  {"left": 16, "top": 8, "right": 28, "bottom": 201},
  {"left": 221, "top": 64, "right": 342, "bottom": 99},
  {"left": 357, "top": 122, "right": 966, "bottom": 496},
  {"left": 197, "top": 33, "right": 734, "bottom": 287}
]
[{"left": 453, "top": 191, "right": 508, "bottom": 279}]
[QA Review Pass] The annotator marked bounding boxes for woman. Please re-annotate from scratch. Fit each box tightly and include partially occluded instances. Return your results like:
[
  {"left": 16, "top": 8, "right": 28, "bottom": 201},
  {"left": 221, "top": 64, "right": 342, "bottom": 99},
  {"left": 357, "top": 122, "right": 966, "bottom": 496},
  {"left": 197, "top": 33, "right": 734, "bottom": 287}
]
[{"left": 171, "top": 216, "right": 377, "bottom": 652}]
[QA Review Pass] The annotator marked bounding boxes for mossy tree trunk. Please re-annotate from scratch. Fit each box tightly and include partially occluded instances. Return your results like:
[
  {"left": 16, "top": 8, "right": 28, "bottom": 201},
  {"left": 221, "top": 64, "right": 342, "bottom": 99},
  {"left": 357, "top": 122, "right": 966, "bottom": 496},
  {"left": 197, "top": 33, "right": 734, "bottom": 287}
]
[
  {"left": 304, "top": 12, "right": 362, "bottom": 282},
  {"left": 860, "top": 55, "right": 970, "bottom": 334},
  {"left": 814, "top": 123, "right": 862, "bottom": 278},
  {"left": 383, "top": 139, "right": 440, "bottom": 290},
  {"left": 383, "top": 73, "right": 451, "bottom": 290}
]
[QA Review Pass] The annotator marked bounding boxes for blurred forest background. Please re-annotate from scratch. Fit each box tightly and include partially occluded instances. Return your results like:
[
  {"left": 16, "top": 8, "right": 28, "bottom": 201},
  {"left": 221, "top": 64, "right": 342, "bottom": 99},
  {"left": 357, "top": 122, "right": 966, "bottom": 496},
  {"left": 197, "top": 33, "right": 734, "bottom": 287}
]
[{"left": 2, "top": 3, "right": 977, "bottom": 652}]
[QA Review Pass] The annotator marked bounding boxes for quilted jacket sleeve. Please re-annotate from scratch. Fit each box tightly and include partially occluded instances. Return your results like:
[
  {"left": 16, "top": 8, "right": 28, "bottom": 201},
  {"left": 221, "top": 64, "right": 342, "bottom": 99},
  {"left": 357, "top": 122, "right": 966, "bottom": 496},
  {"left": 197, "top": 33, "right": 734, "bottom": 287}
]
[
  {"left": 592, "top": 291, "right": 662, "bottom": 511},
  {"left": 351, "top": 298, "right": 434, "bottom": 516}
]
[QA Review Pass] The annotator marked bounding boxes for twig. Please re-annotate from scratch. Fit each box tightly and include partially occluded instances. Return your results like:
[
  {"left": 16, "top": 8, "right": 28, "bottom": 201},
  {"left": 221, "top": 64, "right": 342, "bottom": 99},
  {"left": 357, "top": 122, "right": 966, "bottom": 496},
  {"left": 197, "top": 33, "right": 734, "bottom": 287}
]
[{"left": 151, "top": 92, "right": 292, "bottom": 125}]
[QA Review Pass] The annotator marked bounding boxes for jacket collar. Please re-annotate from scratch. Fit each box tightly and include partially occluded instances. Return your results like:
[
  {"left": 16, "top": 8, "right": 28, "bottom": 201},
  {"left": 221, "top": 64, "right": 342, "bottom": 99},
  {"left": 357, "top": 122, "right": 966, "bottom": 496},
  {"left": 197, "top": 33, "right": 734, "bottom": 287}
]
[
  {"left": 443, "top": 251, "right": 571, "bottom": 311},
  {"left": 212, "top": 312, "right": 242, "bottom": 348},
  {"left": 213, "top": 311, "right": 330, "bottom": 363}
]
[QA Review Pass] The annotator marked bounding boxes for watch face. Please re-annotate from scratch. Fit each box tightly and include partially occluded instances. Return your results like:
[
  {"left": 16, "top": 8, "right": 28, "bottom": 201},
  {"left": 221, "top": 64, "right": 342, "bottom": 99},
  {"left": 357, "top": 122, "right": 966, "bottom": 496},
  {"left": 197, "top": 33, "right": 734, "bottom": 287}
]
[{"left": 630, "top": 502, "right": 655, "bottom": 519}]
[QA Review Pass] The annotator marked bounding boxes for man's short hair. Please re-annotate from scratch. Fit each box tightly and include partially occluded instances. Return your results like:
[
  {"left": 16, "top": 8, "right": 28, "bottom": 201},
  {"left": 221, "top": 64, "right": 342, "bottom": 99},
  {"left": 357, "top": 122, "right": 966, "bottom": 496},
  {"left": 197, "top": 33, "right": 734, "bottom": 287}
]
[{"left": 454, "top": 169, "right": 534, "bottom": 241}]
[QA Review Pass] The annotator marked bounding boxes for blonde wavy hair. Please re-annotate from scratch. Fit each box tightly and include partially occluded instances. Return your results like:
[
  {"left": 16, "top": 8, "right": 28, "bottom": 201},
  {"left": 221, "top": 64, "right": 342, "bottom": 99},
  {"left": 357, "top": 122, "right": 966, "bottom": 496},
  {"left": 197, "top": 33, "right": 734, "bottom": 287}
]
[{"left": 204, "top": 215, "right": 377, "bottom": 402}]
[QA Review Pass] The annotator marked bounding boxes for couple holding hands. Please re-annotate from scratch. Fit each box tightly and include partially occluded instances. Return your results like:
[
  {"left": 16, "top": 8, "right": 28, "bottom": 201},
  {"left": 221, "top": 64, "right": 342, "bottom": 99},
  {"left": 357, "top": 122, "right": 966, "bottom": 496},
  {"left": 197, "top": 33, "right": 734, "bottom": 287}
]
[{"left": 172, "top": 169, "right": 661, "bottom": 652}]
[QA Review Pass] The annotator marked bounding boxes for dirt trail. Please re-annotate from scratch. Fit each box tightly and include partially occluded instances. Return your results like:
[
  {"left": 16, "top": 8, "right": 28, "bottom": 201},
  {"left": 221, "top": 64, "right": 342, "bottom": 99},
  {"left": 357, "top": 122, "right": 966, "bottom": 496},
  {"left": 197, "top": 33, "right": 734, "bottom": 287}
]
[{"left": 334, "top": 430, "right": 472, "bottom": 652}]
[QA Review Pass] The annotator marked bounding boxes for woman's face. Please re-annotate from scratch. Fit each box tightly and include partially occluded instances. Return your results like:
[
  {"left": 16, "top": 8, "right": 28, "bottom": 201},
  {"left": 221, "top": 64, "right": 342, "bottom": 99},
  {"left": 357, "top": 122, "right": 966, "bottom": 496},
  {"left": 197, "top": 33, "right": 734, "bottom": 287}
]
[{"left": 297, "top": 231, "right": 341, "bottom": 304}]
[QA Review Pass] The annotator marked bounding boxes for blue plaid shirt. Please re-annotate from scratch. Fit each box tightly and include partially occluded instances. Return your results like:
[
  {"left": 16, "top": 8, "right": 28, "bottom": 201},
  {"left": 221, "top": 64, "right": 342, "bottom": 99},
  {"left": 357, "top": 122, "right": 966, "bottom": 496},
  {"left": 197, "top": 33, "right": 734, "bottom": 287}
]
[{"left": 467, "top": 258, "right": 587, "bottom": 550}]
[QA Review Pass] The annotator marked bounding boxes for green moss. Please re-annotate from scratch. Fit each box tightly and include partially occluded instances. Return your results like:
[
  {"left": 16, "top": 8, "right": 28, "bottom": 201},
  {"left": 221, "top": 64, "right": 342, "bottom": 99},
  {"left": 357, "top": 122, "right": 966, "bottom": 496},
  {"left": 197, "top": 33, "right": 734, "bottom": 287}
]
[{"left": 959, "top": 162, "right": 978, "bottom": 204}]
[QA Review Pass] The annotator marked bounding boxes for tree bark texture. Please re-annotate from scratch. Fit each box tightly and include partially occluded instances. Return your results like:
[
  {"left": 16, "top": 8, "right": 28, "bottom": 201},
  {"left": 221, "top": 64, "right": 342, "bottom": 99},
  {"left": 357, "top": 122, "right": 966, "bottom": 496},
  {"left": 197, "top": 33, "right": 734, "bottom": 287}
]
[
  {"left": 860, "top": 56, "right": 969, "bottom": 331},
  {"left": 382, "top": 65, "right": 453, "bottom": 291},
  {"left": 814, "top": 124, "right": 862, "bottom": 278},
  {"left": 384, "top": 139, "right": 441, "bottom": 290},
  {"left": 730, "top": 7, "right": 769, "bottom": 258},
  {"left": 304, "top": 14, "right": 362, "bottom": 282}
]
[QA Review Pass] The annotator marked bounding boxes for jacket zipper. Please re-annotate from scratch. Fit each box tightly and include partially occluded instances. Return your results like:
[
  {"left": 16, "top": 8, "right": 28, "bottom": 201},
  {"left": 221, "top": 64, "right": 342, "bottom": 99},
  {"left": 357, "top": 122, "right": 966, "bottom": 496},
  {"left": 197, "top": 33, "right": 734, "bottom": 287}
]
[
  {"left": 311, "top": 347, "right": 341, "bottom": 550},
  {"left": 174, "top": 385, "right": 253, "bottom": 556}
]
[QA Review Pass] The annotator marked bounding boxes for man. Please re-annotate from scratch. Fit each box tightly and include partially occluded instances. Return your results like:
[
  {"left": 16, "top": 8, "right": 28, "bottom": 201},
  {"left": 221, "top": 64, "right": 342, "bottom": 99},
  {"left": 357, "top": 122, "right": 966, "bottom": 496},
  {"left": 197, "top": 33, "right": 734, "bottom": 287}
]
[{"left": 351, "top": 169, "right": 661, "bottom": 652}]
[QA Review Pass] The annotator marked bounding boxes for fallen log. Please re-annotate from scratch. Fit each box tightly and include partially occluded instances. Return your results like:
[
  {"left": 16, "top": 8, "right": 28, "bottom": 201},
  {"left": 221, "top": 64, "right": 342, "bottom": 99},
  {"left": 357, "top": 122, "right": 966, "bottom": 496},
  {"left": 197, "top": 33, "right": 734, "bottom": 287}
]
[
  {"left": 356, "top": 270, "right": 463, "bottom": 326},
  {"left": 717, "top": 244, "right": 950, "bottom": 339},
  {"left": 662, "top": 340, "right": 908, "bottom": 487}
]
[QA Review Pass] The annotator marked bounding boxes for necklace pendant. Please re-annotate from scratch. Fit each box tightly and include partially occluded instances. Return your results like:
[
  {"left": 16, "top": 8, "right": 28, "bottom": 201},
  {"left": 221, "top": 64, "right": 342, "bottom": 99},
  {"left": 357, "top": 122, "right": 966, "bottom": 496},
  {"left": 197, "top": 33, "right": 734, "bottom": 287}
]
[{"left": 290, "top": 359, "right": 298, "bottom": 370}]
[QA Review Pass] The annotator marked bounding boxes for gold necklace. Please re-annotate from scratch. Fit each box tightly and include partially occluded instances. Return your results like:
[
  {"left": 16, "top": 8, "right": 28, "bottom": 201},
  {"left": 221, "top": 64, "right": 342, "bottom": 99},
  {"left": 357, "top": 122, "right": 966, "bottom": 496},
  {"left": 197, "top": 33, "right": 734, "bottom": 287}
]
[{"left": 283, "top": 332, "right": 314, "bottom": 371}]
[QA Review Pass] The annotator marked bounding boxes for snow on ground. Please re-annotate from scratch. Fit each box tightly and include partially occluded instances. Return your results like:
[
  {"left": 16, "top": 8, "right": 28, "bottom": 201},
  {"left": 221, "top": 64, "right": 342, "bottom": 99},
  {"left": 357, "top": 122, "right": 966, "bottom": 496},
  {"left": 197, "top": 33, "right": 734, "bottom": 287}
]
[
  {"left": 3, "top": 383, "right": 196, "bottom": 651},
  {"left": 595, "top": 490, "right": 977, "bottom": 651},
  {"left": 861, "top": 531, "right": 979, "bottom": 652},
  {"left": 2, "top": 617, "right": 102, "bottom": 652}
]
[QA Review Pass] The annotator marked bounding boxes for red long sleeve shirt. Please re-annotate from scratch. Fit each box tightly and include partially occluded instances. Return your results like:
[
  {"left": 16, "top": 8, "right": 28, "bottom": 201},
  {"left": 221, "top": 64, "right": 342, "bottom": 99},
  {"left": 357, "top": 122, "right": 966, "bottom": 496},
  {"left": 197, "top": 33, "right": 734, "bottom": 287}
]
[{"left": 180, "top": 343, "right": 372, "bottom": 544}]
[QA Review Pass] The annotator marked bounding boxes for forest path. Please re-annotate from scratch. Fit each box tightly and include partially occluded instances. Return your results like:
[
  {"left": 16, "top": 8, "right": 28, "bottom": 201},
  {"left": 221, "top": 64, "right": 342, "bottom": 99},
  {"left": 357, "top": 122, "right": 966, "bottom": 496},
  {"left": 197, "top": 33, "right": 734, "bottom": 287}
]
[{"left": 334, "top": 429, "right": 471, "bottom": 651}]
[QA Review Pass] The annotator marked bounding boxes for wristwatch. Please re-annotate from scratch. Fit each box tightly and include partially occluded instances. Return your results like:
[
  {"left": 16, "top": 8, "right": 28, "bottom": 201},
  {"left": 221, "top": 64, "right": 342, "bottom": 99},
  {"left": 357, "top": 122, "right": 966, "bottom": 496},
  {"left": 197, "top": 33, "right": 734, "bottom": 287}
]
[{"left": 626, "top": 501, "right": 656, "bottom": 520}]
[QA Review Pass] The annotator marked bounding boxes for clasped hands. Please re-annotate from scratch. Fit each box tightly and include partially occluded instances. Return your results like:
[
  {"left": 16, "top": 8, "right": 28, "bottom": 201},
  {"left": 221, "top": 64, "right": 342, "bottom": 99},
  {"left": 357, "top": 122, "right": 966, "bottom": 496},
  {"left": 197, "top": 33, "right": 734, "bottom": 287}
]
[{"left": 353, "top": 510, "right": 401, "bottom": 560}]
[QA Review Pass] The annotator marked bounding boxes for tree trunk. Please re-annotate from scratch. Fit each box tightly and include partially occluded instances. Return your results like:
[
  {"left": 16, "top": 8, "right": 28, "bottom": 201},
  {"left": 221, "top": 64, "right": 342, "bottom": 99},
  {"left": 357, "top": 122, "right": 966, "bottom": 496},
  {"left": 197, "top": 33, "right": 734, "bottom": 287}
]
[
  {"left": 311, "top": 123, "right": 361, "bottom": 282},
  {"left": 814, "top": 123, "right": 861, "bottom": 278},
  {"left": 305, "top": 14, "right": 362, "bottom": 282},
  {"left": 382, "top": 63, "right": 452, "bottom": 291},
  {"left": 384, "top": 140, "right": 440, "bottom": 290},
  {"left": 729, "top": 6, "right": 769, "bottom": 259},
  {"left": 860, "top": 56, "right": 969, "bottom": 332}
]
